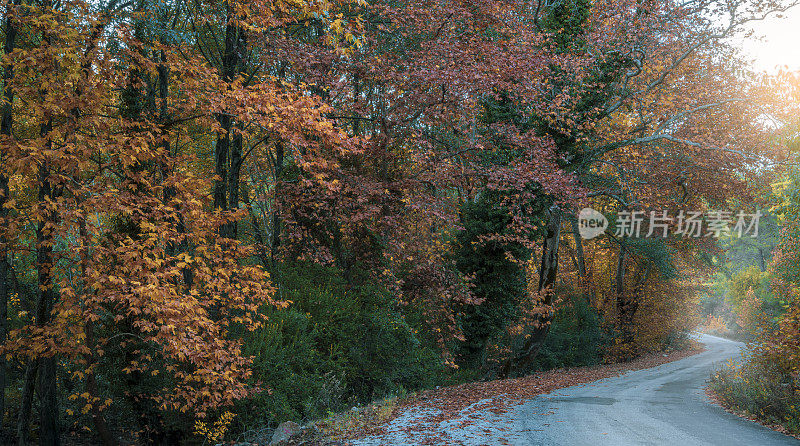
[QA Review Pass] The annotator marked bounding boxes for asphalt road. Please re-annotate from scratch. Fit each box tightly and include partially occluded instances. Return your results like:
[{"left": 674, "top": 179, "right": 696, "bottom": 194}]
[
  {"left": 512, "top": 333, "right": 799, "bottom": 445},
  {"left": 354, "top": 333, "right": 800, "bottom": 445}
]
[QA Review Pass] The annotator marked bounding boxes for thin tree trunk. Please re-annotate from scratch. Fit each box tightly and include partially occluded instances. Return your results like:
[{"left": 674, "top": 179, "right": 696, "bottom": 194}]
[
  {"left": 156, "top": 50, "right": 179, "bottom": 259},
  {"left": 215, "top": 11, "right": 246, "bottom": 238},
  {"left": 271, "top": 140, "right": 284, "bottom": 265},
  {"left": 16, "top": 362, "right": 37, "bottom": 446},
  {"left": 570, "top": 214, "right": 596, "bottom": 306},
  {"left": 76, "top": 220, "right": 116, "bottom": 446},
  {"left": 615, "top": 241, "right": 626, "bottom": 297},
  {"left": 32, "top": 120, "right": 60, "bottom": 445},
  {"left": 615, "top": 242, "right": 641, "bottom": 349},
  {"left": 226, "top": 28, "right": 247, "bottom": 240},
  {"left": 244, "top": 190, "right": 271, "bottom": 267},
  {"left": 0, "top": 184, "right": 8, "bottom": 436},
  {"left": 570, "top": 214, "right": 586, "bottom": 278},
  {"left": 37, "top": 356, "right": 59, "bottom": 446},
  {"left": 214, "top": 113, "right": 230, "bottom": 211},
  {"left": 497, "top": 205, "right": 562, "bottom": 378},
  {"left": 228, "top": 131, "right": 242, "bottom": 238},
  {"left": 8, "top": 62, "right": 29, "bottom": 438},
  {"left": 615, "top": 241, "right": 627, "bottom": 337},
  {"left": 352, "top": 72, "right": 361, "bottom": 135},
  {"left": 0, "top": 0, "right": 18, "bottom": 430},
  {"left": 622, "top": 261, "right": 650, "bottom": 350},
  {"left": 84, "top": 321, "right": 116, "bottom": 446}
]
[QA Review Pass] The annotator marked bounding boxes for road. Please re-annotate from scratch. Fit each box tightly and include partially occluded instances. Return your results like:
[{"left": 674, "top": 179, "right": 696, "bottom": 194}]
[
  {"left": 509, "top": 333, "right": 799, "bottom": 445},
  {"left": 354, "top": 333, "right": 800, "bottom": 445}
]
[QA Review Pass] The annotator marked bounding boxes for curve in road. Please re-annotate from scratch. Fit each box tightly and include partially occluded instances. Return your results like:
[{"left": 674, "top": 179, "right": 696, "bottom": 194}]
[
  {"left": 511, "top": 333, "right": 799, "bottom": 445},
  {"left": 354, "top": 334, "right": 800, "bottom": 445}
]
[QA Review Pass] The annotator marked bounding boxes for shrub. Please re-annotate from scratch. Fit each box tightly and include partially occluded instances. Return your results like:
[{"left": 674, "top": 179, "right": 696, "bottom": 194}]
[
  {"left": 530, "top": 291, "right": 610, "bottom": 371},
  {"left": 727, "top": 266, "right": 782, "bottom": 331},
  {"left": 453, "top": 193, "right": 529, "bottom": 366},
  {"left": 710, "top": 355, "right": 800, "bottom": 434},
  {"left": 233, "top": 262, "right": 447, "bottom": 434}
]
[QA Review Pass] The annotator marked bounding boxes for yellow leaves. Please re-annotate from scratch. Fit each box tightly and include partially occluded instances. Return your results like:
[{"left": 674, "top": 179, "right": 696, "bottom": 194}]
[
  {"left": 0, "top": 8, "right": 279, "bottom": 420},
  {"left": 329, "top": 18, "right": 344, "bottom": 35},
  {"left": 194, "top": 411, "right": 235, "bottom": 443}
]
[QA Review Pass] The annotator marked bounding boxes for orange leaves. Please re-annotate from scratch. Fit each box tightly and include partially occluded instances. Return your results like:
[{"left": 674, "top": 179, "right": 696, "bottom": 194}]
[{"left": 0, "top": 0, "right": 286, "bottom": 422}]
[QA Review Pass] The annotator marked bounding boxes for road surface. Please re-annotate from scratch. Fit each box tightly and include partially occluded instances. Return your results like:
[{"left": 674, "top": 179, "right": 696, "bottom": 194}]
[
  {"left": 506, "top": 333, "right": 798, "bottom": 445},
  {"left": 354, "top": 333, "right": 800, "bottom": 445}
]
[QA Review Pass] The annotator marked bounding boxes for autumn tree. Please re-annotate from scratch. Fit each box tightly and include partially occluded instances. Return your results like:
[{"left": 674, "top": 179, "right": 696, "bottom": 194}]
[{"left": 0, "top": 0, "right": 361, "bottom": 442}]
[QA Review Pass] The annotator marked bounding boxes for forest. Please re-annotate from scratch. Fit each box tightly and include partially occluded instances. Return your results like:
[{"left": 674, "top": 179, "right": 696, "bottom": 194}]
[{"left": 2, "top": 0, "right": 800, "bottom": 444}]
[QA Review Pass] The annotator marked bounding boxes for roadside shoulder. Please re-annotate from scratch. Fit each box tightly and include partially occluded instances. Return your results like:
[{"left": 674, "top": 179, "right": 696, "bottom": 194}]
[
  {"left": 289, "top": 343, "right": 706, "bottom": 445},
  {"left": 705, "top": 386, "right": 800, "bottom": 441}
]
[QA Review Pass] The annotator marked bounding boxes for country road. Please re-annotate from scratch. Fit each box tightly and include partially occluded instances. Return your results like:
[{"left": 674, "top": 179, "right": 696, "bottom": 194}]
[
  {"left": 508, "top": 333, "right": 799, "bottom": 445},
  {"left": 354, "top": 333, "right": 800, "bottom": 445}
]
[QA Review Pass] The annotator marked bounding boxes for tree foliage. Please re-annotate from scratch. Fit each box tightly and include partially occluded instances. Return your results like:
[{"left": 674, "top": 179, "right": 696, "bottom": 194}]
[{"left": 0, "top": 0, "right": 794, "bottom": 443}]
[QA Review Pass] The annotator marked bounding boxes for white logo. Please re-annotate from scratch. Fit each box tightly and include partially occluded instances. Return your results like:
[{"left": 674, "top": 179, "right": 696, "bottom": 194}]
[{"left": 578, "top": 208, "right": 608, "bottom": 240}]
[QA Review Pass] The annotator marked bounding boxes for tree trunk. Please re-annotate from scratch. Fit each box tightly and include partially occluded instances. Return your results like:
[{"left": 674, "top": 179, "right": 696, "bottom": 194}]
[
  {"left": 352, "top": 73, "right": 361, "bottom": 135},
  {"left": 615, "top": 241, "right": 626, "bottom": 297},
  {"left": 244, "top": 189, "right": 271, "bottom": 267},
  {"left": 16, "top": 362, "right": 37, "bottom": 446},
  {"left": 228, "top": 131, "right": 242, "bottom": 238},
  {"left": 76, "top": 220, "right": 116, "bottom": 446},
  {"left": 615, "top": 243, "right": 643, "bottom": 350},
  {"left": 37, "top": 357, "right": 59, "bottom": 446},
  {"left": 570, "top": 215, "right": 586, "bottom": 280},
  {"left": 570, "top": 213, "right": 596, "bottom": 306},
  {"left": 33, "top": 121, "right": 61, "bottom": 444},
  {"left": 497, "top": 205, "right": 562, "bottom": 379},
  {"left": 215, "top": 11, "right": 246, "bottom": 238},
  {"left": 570, "top": 214, "right": 586, "bottom": 278},
  {"left": 538, "top": 205, "right": 563, "bottom": 292},
  {"left": 614, "top": 242, "right": 627, "bottom": 338},
  {"left": 227, "top": 28, "right": 247, "bottom": 240},
  {"left": 20, "top": 141, "right": 62, "bottom": 445},
  {"left": 0, "top": 186, "right": 7, "bottom": 436},
  {"left": 213, "top": 112, "right": 231, "bottom": 212},
  {"left": 0, "top": 0, "right": 17, "bottom": 430},
  {"left": 84, "top": 321, "right": 116, "bottom": 446},
  {"left": 271, "top": 140, "right": 284, "bottom": 265}
]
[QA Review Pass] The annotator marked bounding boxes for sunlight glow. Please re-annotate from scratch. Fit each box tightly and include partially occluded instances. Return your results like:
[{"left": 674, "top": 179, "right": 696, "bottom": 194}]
[{"left": 738, "top": 8, "right": 800, "bottom": 73}]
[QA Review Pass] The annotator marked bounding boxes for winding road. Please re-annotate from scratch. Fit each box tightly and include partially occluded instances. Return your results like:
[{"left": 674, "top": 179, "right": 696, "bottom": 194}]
[
  {"left": 510, "top": 333, "right": 799, "bottom": 445},
  {"left": 354, "top": 333, "right": 800, "bottom": 445}
]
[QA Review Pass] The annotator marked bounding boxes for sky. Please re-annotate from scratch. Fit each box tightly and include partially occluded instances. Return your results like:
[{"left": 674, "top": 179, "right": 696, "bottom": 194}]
[{"left": 737, "top": 7, "right": 800, "bottom": 73}]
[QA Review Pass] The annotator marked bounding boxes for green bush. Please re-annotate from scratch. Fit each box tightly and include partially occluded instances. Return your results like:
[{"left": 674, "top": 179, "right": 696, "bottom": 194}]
[
  {"left": 234, "top": 263, "right": 447, "bottom": 432},
  {"left": 454, "top": 193, "right": 529, "bottom": 366},
  {"left": 710, "top": 356, "right": 800, "bottom": 433},
  {"left": 530, "top": 292, "right": 610, "bottom": 371},
  {"left": 232, "top": 262, "right": 615, "bottom": 436},
  {"left": 728, "top": 266, "right": 779, "bottom": 314}
]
